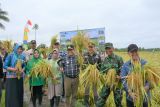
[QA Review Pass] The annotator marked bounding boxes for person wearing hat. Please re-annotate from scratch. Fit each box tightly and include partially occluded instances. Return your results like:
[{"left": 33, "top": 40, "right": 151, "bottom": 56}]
[
  {"left": 48, "top": 42, "right": 66, "bottom": 60},
  {"left": 83, "top": 42, "right": 101, "bottom": 107},
  {"left": 96, "top": 42, "right": 124, "bottom": 107},
  {"left": 25, "top": 40, "right": 37, "bottom": 61},
  {"left": 58, "top": 44, "right": 80, "bottom": 107},
  {"left": 120, "top": 44, "right": 150, "bottom": 107},
  {"left": 47, "top": 48, "right": 62, "bottom": 107}
]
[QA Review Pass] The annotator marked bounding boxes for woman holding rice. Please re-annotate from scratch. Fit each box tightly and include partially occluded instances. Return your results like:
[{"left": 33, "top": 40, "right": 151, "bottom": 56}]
[
  {"left": 4, "top": 44, "right": 26, "bottom": 107},
  {"left": 48, "top": 48, "right": 62, "bottom": 107}
]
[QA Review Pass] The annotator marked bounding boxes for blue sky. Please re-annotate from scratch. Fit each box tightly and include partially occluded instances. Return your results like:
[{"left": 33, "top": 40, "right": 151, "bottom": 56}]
[{"left": 0, "top": 0, "right": 160, "bottom": 48}]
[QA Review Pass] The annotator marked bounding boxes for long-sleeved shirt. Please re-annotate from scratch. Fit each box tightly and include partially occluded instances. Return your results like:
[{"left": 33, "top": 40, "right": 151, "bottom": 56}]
[
  {"left": 100, "top": 53, "right": 124, "bottom": 75},
  {"left": 58, "top": 55, "right": 80, "bottom": 78},
  {"left": 83, "top": 52, "right": 101, "bottom": 70},
  {"left": 3, "top": 44, "right": 26, "bottom": 78},
  {"left": 120, "top": 59, "right": 150, "bottom": 102}
]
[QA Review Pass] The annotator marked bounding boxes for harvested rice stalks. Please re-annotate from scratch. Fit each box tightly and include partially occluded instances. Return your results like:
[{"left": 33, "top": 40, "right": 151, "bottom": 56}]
[
  {"left": 143, "top": 64, "right": 160, "bottom": 88},
  {"left": 151, "top": 87, "right": 160, "bottom": 106},
  {"left": 80, "top": 64, "right": 101, "bottom": 88},
  {"left": 101, "top": 69, "right": 118, "bottom": 89},
  {"left": 77, "top": 71, "right": 85, "bottom": 99},
  {"left": 50, "top": 35, "right": 58, "bottom": 49},
  {"left": 71, "top": 31, "right": 90, "bottom": 66},
  {"left": 30, "top": 60, "right": 54, "bottom": 78},
  {"left": 105, "top": 91, "right": 116, "bottom": 107},
  {"left": 0, "top": 40, "right": 13, "bottom": 53},
  {"left": 126, "top": 60, "right": 148, "bottom": 107},
  {"left": 80, "top": 64, "right": 101, "bottom": 106},
  {"left": 15, "top": 59, "right": 23, "bottom": 79}
]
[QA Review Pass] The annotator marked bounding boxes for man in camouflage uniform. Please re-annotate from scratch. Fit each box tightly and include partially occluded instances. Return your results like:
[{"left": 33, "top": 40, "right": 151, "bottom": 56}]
[
  {"left": 83, "top": 42, "right": 101, "bottom": 107},
  {"left": 96, "top": 43, "right": 124, "bottom": 107}
]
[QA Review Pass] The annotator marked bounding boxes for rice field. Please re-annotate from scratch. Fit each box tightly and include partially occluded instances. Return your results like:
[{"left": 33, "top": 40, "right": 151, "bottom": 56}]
[{"left": 1, "top": 51, "right": 160, "bottom": 107}]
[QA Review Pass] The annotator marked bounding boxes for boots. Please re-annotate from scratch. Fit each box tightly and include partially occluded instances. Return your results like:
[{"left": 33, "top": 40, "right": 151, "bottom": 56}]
[
  {"left": 55, "top": 96, "right": 60, "bottom": 107},
  {"left": 84, "top": 95, "right": 90, "bottom": 107},
  {"left": 50, "top": 97, "right": 54, "bottom": 107}
]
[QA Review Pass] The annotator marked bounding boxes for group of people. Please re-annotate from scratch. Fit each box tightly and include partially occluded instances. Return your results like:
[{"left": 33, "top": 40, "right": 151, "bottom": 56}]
[{"left": 0, "top": 39, "right": 150, "bottom": 107}]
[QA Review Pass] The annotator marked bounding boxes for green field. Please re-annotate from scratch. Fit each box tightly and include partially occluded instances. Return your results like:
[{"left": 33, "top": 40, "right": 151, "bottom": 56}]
[{"left": 1, "top": 51, "right": 160, "bottom": 107}]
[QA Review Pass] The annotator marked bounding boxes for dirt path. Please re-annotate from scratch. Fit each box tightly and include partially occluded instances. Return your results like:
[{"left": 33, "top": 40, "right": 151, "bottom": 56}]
[{"left": 23, "top": 84, "right": 65, "bottom": 107}]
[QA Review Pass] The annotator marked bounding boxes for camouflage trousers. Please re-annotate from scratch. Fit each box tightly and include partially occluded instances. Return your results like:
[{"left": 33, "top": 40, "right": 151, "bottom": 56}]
[{"left": 96, "top": 86, "right": 122, "bottom": 107}]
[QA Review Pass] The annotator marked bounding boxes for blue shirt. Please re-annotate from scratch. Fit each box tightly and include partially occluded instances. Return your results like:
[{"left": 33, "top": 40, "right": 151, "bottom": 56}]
[{"left": 120, "top": 59, "right": 150, "bottom": 102}]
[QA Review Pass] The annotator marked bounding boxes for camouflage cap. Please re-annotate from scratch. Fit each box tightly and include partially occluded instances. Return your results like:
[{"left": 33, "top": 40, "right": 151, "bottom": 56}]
[
  {"left": 67, "top": 44, "right": 74, "bottom": 50},
  {"left": 105, "top": 42, "right": 113, "bottom": 49},
  {"left": 88, "top": 42, "right": 95, "bottom": 47}
]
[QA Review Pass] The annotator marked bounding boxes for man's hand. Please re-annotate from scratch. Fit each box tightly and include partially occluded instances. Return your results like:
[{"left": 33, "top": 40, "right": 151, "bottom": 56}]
[
  {"left": 144, "top": 86, "right": 149, "bottom": 92},
  {"left": 129, "top": 92, "right": 137, "bottom": 102},
  {"left": 116, "top": 75, "right": 121, "bottom": 79},
  {"left": 59, "top": 67, "right": 64, "bottom": 72}
]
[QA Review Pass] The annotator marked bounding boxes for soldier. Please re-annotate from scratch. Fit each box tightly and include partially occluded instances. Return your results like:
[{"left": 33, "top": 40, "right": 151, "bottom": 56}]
[
  {"left": 96, "top": 43, "right": 124, "bottom": 107},
  {"left": 83, "top": 42, "right": 101, "bottom": 107}
]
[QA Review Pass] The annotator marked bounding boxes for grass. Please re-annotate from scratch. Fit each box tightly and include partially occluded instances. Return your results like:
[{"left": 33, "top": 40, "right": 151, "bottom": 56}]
[
  {"left": 1, "top": 51, "right": 160, "bottom": 107},
  {"left": 1, "top": 90, "right": 5, "bottom": 107}
]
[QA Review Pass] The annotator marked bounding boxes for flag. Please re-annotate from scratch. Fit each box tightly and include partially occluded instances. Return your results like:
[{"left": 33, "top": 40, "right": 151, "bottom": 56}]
[
  {"left": 27, "top": 20, "right": 32, "bottom": 26},
  {"left": 24, "top": 27, "right": 29, "bottom": 32}
]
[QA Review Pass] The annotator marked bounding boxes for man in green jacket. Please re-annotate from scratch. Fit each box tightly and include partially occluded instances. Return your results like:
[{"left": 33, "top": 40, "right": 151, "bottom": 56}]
[{"left": 96, "top": 43, "right": 124, "bottom": 107}]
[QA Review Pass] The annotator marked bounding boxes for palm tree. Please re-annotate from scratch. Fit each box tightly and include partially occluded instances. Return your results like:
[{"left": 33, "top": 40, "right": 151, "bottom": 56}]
[
  {"left": 0, "top": 8, "right": 9, "bottom": 30},
  {"left": 32, "top": 24, "right": 39, "bottom": 41}
]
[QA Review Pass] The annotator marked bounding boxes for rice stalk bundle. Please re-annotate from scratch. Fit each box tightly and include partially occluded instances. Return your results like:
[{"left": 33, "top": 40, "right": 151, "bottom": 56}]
[
  {"left": 127, "top": 60, "right": 148, "bottom": 107},
  {"left": 1, "top": 40, "right": 13, "bottom": 53},
  {"left": 151, "top": 87, "right": 160, "bottom": 106},
  {"left": 77, "top": 71, "right": 85, "bottom": 99},
  {"left": 15, "top": 59, "right": 23, "bottom": 79},
  {"left": 101, "top": 69, "right": 118, "bottom": 90},
  {"left": 105, "top": 91, "right": 116, "bottom": 107},
  {"left": 80, "top": 64, "right": 101, "bottom": 88},
  {"left": 30, "top": 60, "right": 54, "bottom": 79},
  {"left": 71, "top": 31, "right": 90, "bottom": 66},
  {"left": 143, "top": 64, "right": 160, "bottom": 89},
  {"left": 50, "top": 35, "right": 58, "bottom": 48},
  {"left": 38, "top": 44, "right": 48, "bottom": 59}
]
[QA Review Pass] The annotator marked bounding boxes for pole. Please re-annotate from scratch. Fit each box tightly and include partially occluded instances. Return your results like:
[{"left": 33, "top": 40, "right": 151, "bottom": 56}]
[{"left": 35, "top": 29, "right": 37, "bottom": 41}]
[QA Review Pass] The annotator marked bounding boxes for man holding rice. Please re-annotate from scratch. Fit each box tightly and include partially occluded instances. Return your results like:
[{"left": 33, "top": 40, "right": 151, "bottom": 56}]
[
  {"left": 96, "top": 42, "right": 124, "bottom": 107},
  {"left": 121, "top": 44, "right": 150, "bottom": 107},
  {"left": 83, "top": 42, "right": 101, "bottom": 107}
]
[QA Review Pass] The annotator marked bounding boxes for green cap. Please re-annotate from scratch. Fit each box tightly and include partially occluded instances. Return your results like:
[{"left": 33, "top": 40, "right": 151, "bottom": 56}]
[
  {"left": 105, "top": 42, "right": 113, "bottom": 49},
  {"left": 67, "top": 44, "right": 74, "bottom": 50},
  {"left": 88, "top": 42, "right": 95, "bottom": 47}
]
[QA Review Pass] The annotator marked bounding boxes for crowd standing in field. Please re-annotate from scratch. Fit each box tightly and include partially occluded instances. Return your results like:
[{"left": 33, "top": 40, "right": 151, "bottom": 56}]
[{"left": 0, "top": 39, "right": 156, "bottom": 107}]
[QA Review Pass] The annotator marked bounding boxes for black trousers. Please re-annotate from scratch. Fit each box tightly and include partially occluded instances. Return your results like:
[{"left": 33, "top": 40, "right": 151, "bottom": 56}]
[
  {"left": 31, "top": 85, "right": 43, "bottom": 107},
  {"left": 5, "top": 78, "right": 23, "bottom": 107},
  {"left": 127, "top": 100, "right": 148, "bottom": 107}
]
